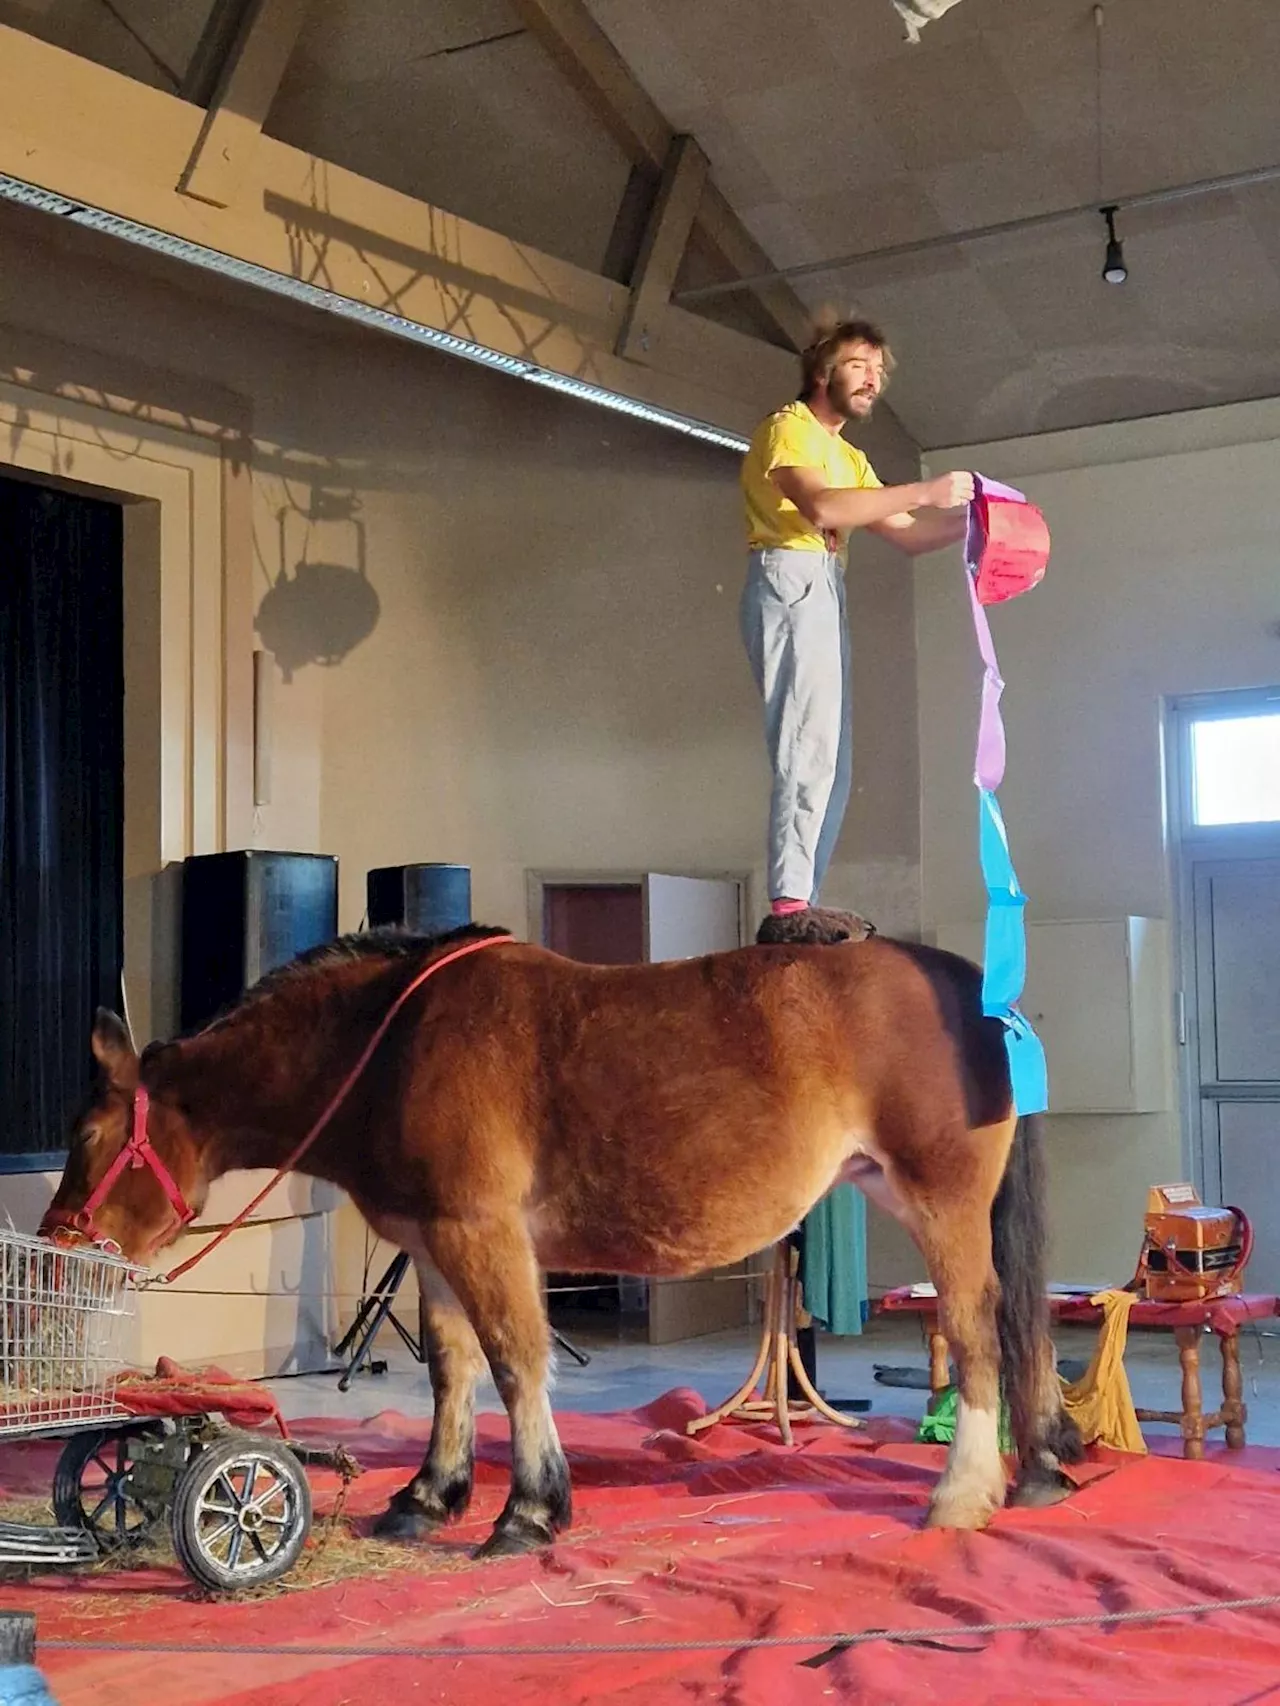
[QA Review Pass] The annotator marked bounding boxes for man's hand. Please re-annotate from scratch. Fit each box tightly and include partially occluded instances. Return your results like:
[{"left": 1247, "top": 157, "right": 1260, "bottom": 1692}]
[{"left": 923, "top": 471, "right": 976, "bottom": 510}]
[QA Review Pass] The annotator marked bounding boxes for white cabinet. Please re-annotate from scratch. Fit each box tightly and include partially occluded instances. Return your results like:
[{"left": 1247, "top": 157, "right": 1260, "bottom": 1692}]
[{"left": 934, "top": 917, "right": 1170, "bottom": 1114}]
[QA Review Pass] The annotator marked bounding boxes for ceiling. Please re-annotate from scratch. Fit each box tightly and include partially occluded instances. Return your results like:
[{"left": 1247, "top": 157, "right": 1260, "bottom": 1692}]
[
  {"left": 583, "top": 0, "right": 1280, "bottom": 447},
  {"left": 4, "top": 0, "right": 1280, "bottom": 446}
]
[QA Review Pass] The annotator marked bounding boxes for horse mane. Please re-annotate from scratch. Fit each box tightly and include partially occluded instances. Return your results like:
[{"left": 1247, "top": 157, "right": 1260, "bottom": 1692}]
[{"left": 190, "top": 922, "right": 512, "bottom": 1037}]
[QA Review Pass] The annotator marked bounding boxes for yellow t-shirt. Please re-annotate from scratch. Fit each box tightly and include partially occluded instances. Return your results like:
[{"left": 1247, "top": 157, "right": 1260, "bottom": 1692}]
[{"left": 741, "top": 400, "right": 882, "bottom": 553}]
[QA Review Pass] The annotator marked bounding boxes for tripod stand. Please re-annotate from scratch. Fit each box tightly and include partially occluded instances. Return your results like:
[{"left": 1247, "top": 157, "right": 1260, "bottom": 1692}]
[{"left": 333, "top": 1249, "right": 591, "bottom": 1392}]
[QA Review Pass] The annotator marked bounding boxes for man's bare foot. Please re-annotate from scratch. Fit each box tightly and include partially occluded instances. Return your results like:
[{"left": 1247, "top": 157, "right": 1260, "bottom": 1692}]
[{"left": 755, "top": 906, "right": 876, "bottom": 946}]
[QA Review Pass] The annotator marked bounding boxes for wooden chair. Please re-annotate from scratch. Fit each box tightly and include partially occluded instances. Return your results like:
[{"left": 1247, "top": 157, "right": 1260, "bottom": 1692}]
[{"left": 686, "top": 1240, "right": 863, "bottom": 1444}]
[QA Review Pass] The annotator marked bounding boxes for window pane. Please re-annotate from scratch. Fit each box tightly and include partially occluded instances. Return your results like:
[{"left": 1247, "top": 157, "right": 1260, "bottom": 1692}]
[{"left": 1191, "top": 714, "right": 1280, "bottom": 826}]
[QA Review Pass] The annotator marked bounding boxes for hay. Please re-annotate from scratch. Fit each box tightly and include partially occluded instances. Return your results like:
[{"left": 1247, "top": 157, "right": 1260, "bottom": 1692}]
[
  {"left": 249, "top": 1519, "right": 475, "bottom": 1598},
  {"left": 0, "top": 1494, "right": 56, "bottom": 1527},
  {"left": 0, "top": 1491, "right": 473, "bottom": 1598}
]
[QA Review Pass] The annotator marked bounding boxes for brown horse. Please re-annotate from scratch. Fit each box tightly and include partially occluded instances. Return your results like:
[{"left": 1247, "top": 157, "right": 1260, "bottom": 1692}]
[{"left": 41, "top": 925, "right": 1081, "bottom": 1557}]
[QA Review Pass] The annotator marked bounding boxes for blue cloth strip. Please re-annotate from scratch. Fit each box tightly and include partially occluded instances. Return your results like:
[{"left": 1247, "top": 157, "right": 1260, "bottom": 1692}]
[{"left": 978, "top": 783, "right": 1048, "bottom": 1116}]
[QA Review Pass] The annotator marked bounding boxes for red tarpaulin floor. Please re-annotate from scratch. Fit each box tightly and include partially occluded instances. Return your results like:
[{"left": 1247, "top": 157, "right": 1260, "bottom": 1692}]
[{"left": 4, "top": 1390, "right": 1280, "bottom": 1705}]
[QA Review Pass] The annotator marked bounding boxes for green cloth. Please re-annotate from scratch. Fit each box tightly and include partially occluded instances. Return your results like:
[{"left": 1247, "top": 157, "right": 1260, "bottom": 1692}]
[
  {"left": 917, "top": 1385, "right": 1013, "bottom": 1451},
  {"left": 800, "top": 1183, "right": 868, "bottom": 1336}
]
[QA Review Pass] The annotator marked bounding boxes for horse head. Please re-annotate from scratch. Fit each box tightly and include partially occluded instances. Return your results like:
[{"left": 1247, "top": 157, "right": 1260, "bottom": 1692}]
[{"left": 39, "top": 1009, "right": 208, "bottom": 1263}]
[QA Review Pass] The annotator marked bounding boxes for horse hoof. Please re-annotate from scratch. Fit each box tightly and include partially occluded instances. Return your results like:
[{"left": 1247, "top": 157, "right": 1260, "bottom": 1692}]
[
  {"left": 372, "top": 1505, "right": 440, "bottom": 1542},
  {"left": 926, "top": 1490, "right": 1002, "bottom": 1531},
  {"left": 474, "top": 1516, "right": 556, "bottom": 1559},
  {"left": 1007, "top": 1469, "right": 1074, "bottom": 1509}
]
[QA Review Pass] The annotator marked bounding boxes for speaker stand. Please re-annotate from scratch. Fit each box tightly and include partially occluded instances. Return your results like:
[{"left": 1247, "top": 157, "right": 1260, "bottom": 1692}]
[{"left": 333, "top": 1251, "right": 589, "bottom": 1392}]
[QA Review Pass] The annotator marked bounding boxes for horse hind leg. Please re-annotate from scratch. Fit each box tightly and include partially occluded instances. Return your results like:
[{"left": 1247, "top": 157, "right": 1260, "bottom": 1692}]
[
  {"left": 1004, "top": 1338, "right": 1086, "bottom": 1508},
  {"left": 919, "top": 1208, "right": 1009, "bottom": 1531},
  {"left": 375, "top": 1255, "right": 487, "bottom": 1540},
  {"left": 425, "top": 1211, "right": 571, "bottom": 1558}
]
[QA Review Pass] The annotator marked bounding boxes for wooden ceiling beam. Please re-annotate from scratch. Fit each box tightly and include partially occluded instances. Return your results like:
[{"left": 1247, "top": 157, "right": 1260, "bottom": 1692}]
[
  {"left": 508, "top": 0, "right": 811, "bottom": 351},
  {"left": 178, "top": 0, "right": 312, "bottom": 208},
  {"left": 615, "top": 134, "right": 708, "bottom": 363},
  {"left": 0, "top": 24, "right": 800, "bottom": 440},
  {"left": 179, "top": 0, "right": 258, "bottom": 106}
]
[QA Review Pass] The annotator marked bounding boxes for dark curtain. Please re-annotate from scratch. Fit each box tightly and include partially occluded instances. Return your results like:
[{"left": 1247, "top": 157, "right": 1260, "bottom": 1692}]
[{"left": 0, "top": 474, "right": 124, "bottom": 1165}]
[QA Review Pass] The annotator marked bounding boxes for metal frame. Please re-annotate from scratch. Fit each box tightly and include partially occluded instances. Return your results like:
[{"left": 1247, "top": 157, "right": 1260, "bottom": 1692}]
[{"left": 1164, "top": 687, "right": 1280, "bottom": 1193}]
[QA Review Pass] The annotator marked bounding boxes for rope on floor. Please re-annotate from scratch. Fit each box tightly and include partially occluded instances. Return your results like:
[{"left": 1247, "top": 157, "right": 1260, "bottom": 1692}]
[{"left": 41, "top": 1591, "right": 1280, "bottom": 1660}]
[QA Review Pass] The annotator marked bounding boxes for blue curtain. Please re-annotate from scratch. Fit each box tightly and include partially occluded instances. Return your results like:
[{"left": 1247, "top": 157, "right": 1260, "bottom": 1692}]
[{"left": 0, "top": 475, "right": 123, "bottom": 1164}]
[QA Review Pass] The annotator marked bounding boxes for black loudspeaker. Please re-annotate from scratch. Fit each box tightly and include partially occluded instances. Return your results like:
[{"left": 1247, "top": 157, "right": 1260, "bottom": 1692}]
[
  {"left": 366, "top": 863, "right": 471, "bottom": 934},
  {"left": 180, "top": 850, "right": 339, "bottom": 1032}
]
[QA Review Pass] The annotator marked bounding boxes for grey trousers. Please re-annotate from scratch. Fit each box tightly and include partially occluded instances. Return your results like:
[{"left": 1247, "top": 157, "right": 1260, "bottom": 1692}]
[{"left": 740, "top": 547, "right": 852, "bottom": 905}]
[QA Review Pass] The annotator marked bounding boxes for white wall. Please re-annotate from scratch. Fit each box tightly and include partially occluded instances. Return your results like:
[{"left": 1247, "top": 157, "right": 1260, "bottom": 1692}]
[
  {"left": 913, "top": 398, "right": 1280, "bottom": 1284},
  {"left": 298, "top": 361, "right": 922, "bottom": 938}
]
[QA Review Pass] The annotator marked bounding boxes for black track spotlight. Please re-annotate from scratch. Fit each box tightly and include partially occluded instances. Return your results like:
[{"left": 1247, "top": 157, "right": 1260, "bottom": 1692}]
[{"left": 1101, "top": 204, "right": 1127, "bottom": 284}]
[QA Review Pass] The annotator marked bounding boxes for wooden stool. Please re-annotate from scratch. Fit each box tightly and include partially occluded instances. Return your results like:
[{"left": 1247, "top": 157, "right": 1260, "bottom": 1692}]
[
  {"left": 687, "top": 1241, "right": 862, "bottom": 1444},
  {"left": 1133, "top": 1324, "right": 1246, "bottom": 1459},
  {"left": 878, "top": 1286, "right": 1277, "bottom": 1460}
]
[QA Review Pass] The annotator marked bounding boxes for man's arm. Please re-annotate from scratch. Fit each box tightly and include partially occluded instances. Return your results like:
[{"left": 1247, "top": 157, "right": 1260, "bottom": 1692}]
[
  {"left": 867, "top": 506, "right": 969, "bottom": 557},
  {"left": 770, "top": 465, "right": 974, "bottom": 546}
]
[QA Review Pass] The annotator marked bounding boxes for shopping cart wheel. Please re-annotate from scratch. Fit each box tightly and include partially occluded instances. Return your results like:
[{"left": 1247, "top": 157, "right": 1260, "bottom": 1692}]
[
  {"left": 170, "top": 1432, "right": 312, "bottom": 1593},
  {"left": 52, "top": 1426, "right": 168, "bottom": 1552}
]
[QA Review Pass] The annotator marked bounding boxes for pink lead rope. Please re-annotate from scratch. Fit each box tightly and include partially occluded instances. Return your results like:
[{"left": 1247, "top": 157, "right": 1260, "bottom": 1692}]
[{"left": 157, "top": 932, "right": 515, "bottom": 1285}]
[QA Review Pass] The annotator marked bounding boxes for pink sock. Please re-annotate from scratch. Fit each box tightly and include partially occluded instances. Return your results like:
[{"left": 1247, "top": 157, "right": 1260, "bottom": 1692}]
[{"left": 771, "top": 898, "right": 808, "bottom": 916}]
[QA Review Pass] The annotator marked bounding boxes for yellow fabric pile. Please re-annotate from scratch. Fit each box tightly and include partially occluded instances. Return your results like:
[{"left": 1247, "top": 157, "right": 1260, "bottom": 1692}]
[{"left": 1059, "top": 1288, "right": 1147, "bottom": 1454}]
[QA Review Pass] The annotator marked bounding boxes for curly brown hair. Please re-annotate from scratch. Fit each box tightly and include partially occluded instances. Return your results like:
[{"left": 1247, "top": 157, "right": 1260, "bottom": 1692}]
[{"left": 799, "top": 314, "right": 895, "bottom": 400}]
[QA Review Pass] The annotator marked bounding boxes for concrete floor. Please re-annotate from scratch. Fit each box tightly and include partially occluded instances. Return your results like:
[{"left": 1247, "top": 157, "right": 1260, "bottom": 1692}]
[{"left": 265, "top": 1309, "right": 1280, "bottom": 1452}]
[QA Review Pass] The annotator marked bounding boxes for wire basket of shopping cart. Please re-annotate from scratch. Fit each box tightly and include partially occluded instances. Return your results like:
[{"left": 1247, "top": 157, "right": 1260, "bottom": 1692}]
[{"left": 0, "top": 1226, "right": 141, "bottom": 1439}]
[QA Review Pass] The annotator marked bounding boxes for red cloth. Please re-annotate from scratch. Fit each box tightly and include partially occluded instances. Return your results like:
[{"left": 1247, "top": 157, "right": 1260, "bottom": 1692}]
[
  {"left": 112, "top": 1356, "right": 289, "bottom": 1435},
  {"left": 1054, "top": 1291, "right": 1278, "bottom": 1335},
  {"left": 6, "top": 1391, "right": 1280, "bottom": 1704},
  {"left": 0, "top": 1358, "right": 285, "bottom": 1437},
  {"left": 879, "top": 1286, "right": 1279, "bottom": 1337}
]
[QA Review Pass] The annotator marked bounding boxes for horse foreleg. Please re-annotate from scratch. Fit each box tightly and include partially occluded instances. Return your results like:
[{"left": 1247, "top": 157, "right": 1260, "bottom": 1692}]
[
  {"left": 426, "top": 1213, "right": 571, "bottom": 1558},
  {"left": 918, "top": 1211, "right": 1008, "bottom": 1531},
  {"left": 374, "top": 1255, "right": 487, "bottom": 1541}
]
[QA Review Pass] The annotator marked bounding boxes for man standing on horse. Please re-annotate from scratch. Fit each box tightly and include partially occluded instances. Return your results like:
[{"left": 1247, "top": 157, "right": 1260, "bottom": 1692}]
[{"left": 741, "top": 316, "right": 975, "bottom": 945}]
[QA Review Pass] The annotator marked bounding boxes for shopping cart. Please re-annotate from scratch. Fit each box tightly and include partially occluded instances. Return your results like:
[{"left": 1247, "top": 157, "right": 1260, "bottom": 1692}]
[{"left": 0, "top": 1226, "right": 318, "bottom": 1593}]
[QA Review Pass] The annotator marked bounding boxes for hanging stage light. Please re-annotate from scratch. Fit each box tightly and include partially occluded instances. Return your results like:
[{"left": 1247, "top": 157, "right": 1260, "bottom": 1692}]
[{"left": 1100, "top": 205, "right": 1128, "bottom": 284}]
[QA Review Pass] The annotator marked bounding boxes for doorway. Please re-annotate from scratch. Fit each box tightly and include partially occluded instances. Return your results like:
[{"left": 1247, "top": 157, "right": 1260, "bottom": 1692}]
[
  {"left": 1171, "top": 691, "right": 1280, "bottom": 1290},
  {"left": 543, "top": 883, "right": 644, "bottom": 964},
  {"left": 0, "top": 472, "right": 125, "bottom": 1171}
]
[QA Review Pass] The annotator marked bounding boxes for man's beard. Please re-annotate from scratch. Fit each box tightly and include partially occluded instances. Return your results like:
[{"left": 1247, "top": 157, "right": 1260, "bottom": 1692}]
[{"left": 833, "top": 387, "right": 876, "bottom": 422}]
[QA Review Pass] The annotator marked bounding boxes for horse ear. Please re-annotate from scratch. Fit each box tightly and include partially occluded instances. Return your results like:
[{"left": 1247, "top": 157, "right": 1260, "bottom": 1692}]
[{"left": 91, "top": 1008, "right": 138, "bottom": 1089}]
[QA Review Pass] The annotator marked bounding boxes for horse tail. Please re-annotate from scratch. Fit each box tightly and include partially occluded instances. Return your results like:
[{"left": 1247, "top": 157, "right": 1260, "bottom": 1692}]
[{"left": 990, "top": 1113, "right": 1083, "bottom": 1469}]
